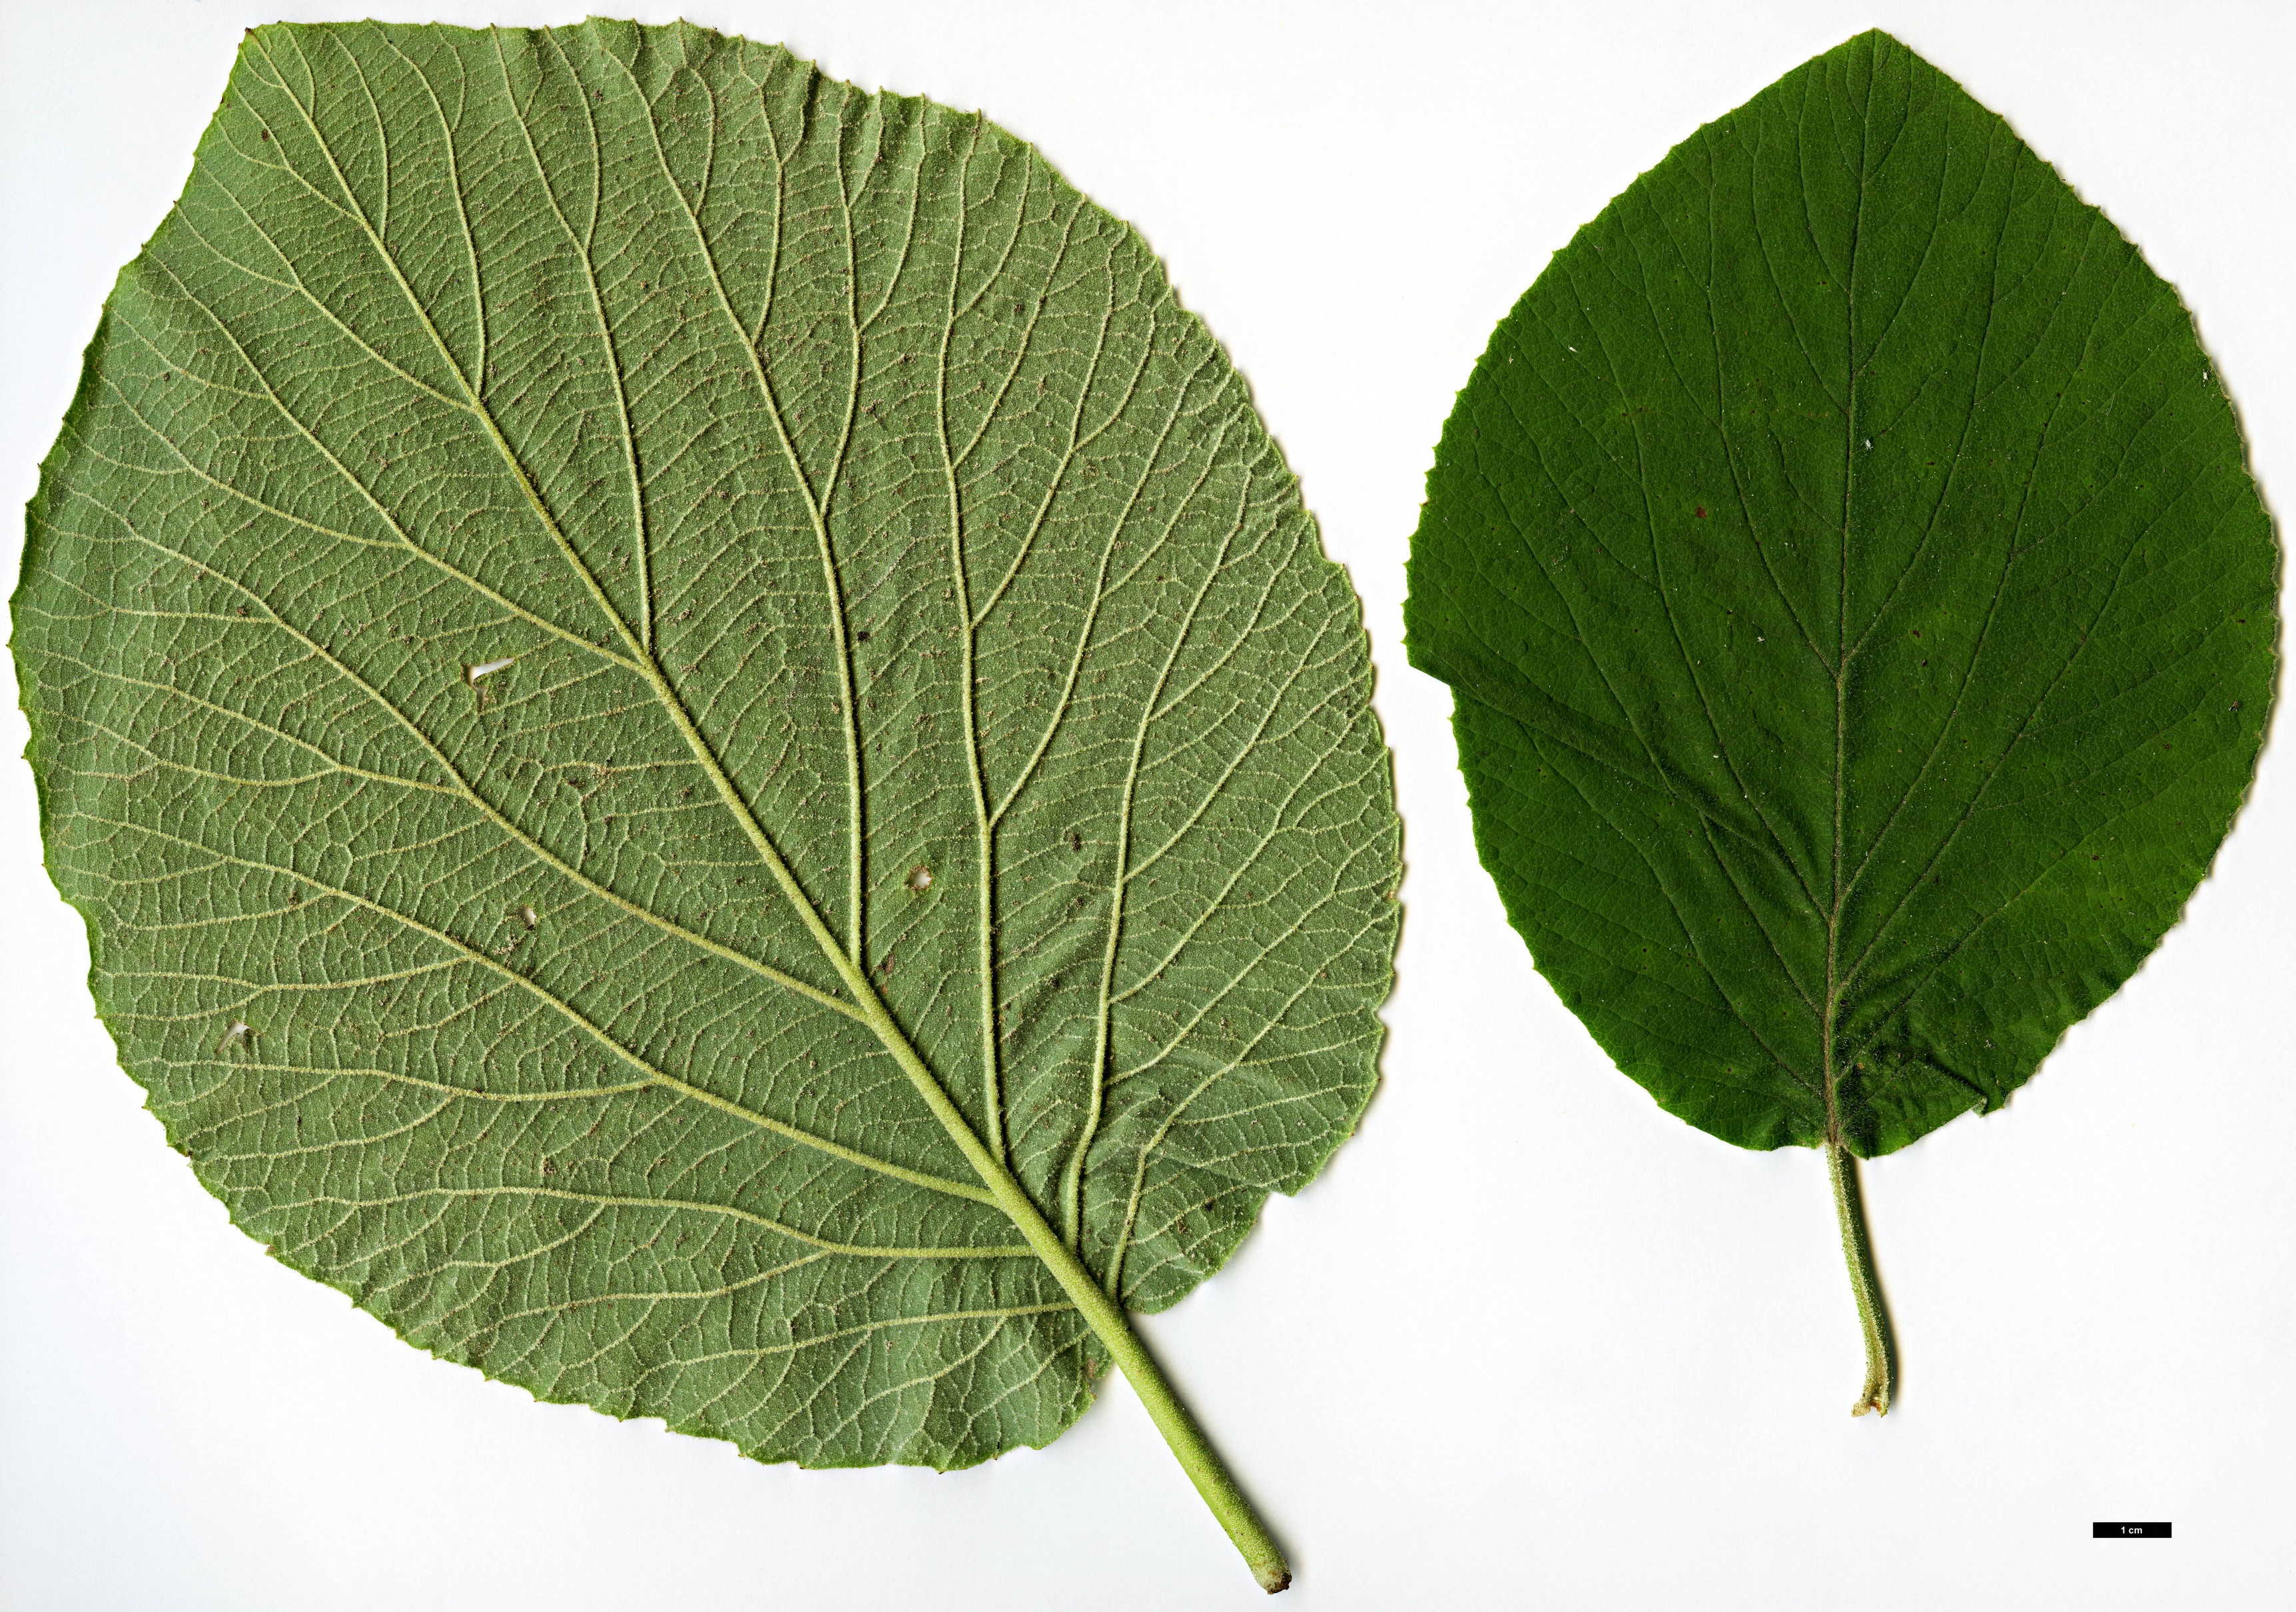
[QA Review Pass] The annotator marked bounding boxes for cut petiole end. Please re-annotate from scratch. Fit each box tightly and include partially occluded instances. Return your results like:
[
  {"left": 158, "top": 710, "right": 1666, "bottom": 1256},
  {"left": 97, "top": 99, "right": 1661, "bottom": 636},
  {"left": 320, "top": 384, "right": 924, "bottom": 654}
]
[
  {"left": 1850, "top": 1326, "right": 1891, "bottom": 1417},
  {"left": 1826, "top": 1138, "right": 1896, "bottom": 1419}
]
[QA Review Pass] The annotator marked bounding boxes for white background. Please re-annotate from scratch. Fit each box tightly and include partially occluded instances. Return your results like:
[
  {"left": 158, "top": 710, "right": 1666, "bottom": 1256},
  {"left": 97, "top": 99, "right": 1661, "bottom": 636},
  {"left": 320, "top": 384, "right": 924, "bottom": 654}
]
[{"left": 3, "top": 2, "right": 2289, "bottom": 1607}]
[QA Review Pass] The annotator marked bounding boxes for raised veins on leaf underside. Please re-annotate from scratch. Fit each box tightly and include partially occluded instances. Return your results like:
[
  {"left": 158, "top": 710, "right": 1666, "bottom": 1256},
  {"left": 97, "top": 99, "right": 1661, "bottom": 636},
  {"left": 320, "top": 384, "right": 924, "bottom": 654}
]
[
  {"left": 1405, "top": 31, "right": 2277, "bottom": 1416},
  {"left": 13, "top": 19, "right": 1401, "bottom": 1591}
]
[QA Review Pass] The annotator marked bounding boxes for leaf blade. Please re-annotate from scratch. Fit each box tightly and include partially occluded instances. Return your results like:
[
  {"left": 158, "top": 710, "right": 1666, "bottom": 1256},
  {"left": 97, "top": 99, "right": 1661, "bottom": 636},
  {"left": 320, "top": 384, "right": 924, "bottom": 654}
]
[
  {"left": 17, "top": 13, "right": 1397, "bottom": 1502},
  {"left": 1406, "top": 29, "right": 2275, "bottom": 1158}
]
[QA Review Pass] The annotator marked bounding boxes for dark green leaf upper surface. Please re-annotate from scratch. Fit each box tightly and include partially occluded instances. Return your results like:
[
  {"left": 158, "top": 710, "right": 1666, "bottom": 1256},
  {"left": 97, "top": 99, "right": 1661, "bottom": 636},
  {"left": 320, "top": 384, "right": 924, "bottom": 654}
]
[
  {"left": 1406, "top": 31, "right": 2275, "bottom": 1156},
  {"left": 15, "top": 20, "right": 1397, "bottom": 1469}
]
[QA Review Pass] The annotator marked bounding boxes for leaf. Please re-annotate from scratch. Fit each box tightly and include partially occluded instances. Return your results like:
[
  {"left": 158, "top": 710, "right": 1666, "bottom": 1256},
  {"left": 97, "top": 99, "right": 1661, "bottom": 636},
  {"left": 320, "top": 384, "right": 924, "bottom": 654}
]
[
  {"left": 1404, "top": 31, "right": 2276, "bottom": 1413},
  {"left": 13, "top": 20, "right": 1398, "bottom": 1587}
]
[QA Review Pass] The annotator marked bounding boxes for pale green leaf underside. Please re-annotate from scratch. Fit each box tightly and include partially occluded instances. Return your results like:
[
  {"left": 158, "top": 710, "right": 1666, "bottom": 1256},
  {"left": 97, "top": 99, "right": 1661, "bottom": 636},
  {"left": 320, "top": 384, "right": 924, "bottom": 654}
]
[
  {"left": 16, "top": 19, "right": 1398, "bottom": 1469},
  {"left": 1407, "top": 32, "right": 2275, "bottom": 1157}
]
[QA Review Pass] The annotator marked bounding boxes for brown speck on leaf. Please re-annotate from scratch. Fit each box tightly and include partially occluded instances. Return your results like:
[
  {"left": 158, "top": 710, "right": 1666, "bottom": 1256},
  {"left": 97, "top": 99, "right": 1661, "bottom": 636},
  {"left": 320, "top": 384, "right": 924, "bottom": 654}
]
[{"left": 905, "top": 865, "right": 933, "bottom": 894}]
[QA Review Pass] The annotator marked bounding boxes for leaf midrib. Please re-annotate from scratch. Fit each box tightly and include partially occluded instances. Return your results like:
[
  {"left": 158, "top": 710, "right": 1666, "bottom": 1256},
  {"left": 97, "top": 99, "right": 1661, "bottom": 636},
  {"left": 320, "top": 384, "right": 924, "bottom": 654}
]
[
  {"left": 1818, "top": 63, "right": 1875, "bottom": 1150},
  {"left": 228, "top": 24, "right": 1152, "bottom": 1319},
  {"left": 1816, "top": 51, "right": 2137, "bottom": 1120}
]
